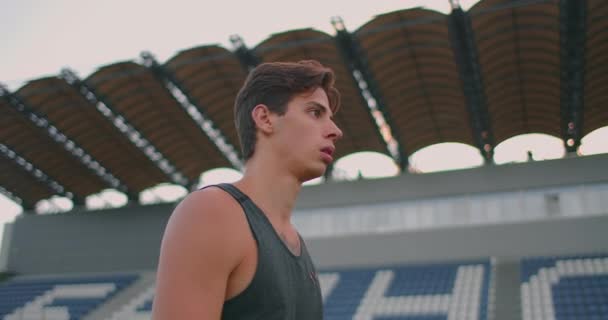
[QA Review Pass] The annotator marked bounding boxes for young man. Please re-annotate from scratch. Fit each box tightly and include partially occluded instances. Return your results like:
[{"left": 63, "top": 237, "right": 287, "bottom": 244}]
[{"left": 152, "top": 60, "right": 343, "bottom": 319}]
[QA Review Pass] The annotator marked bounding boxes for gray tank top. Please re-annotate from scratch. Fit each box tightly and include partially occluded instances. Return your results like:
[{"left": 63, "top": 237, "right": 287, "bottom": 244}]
[{"left": 213, "top": 183, "right": 323, "bottom": 320}]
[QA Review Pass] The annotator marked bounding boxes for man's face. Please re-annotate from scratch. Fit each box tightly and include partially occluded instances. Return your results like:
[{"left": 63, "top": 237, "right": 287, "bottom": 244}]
[{"left": 271, "top": 87, "right": 343, "bottom": 182}]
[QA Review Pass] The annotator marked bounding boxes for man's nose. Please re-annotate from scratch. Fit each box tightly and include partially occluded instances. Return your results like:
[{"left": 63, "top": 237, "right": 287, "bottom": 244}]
[{"left": 327, "top": 120, "right": 343, "bottom": 141}]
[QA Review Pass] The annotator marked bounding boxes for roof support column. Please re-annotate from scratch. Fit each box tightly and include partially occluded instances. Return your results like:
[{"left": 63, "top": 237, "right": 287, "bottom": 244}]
[
  {"left": 230, "top": 35, "right": 260, "bottom": 71},
  {"left": 448, "top": 7, "right": 495, "bottom": 164},
  {"left": 559, "top": 0, "right": 587, "bottom": 154},
  {"left": 331, "top": 17, "right": 408, "bottom": 171}
]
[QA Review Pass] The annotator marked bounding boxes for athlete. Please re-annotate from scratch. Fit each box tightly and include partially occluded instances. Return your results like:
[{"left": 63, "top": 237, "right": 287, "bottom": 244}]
[{"left": 152, "top": 60, "right": 343, "bottom": 319}]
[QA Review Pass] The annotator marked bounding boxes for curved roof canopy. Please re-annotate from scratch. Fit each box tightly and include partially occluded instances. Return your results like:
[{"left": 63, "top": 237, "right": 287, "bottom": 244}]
[{"left": 1, "top": 0, "right": 606, "bottom": 211}]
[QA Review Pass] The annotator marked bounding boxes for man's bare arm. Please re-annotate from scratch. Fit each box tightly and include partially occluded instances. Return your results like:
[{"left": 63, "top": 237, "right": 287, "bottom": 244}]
[{"left": 152, "top": 188, "right": 244, "bottom": 320}]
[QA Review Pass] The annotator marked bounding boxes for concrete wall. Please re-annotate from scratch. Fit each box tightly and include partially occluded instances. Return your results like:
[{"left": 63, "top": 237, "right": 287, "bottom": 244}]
[
  {"left": 297, "top": 153, "right": 608, "bottom": 209},
  {"left": 6, "top": 204, "right": 174, "bottom": 274},
  {"left": 6, "top": 205, "right": 608, "bottom": 274},
  {"left": 308, "top": 214, "right": 608, "bottom": 270}
]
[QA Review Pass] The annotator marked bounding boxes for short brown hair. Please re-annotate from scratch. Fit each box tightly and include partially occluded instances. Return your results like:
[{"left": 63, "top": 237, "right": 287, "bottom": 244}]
[{"left": 234, "top": 60, "right": 340, "bottom": 160}]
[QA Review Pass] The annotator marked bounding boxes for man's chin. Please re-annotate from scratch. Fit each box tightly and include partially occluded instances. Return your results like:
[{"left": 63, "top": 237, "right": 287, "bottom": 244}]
[{"left": 300, "top": 168, "right": 326, "bottom": 183}]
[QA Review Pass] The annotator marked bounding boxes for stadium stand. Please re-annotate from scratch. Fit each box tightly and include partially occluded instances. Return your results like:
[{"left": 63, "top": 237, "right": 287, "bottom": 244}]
[
  {"left": 107, "top": 282, "right": 155, "bottom": 320},
  {"left": 322, "top": 260, "right": 492, "bottom": 320},
  {"left": 520, "top": 253, "right": 608, "bottom": 320},
  {"left": 103, "top": 260, "right": 492, "bottom": 320},
  {"left": 0, "top": 274, "right": 137, "bottom": 320}
]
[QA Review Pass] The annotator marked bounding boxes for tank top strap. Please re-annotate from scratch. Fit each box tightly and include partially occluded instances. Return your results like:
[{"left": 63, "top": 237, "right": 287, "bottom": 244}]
[
  {"left": 213, "top": 183, "right": 250, "bottom": 204},
  {"left": 209, "top": 183, "right": 267, "bottom": 239}
]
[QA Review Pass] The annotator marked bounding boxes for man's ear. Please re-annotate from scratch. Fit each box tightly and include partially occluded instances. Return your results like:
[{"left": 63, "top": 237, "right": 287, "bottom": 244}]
[{"left": 251, "top": 104, "right": 273, "bottom": 134}]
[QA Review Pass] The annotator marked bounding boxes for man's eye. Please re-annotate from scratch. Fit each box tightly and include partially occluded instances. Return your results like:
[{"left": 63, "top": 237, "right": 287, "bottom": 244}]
[{"left": 311, "top": 110, "right": 321, "bottom": 117}]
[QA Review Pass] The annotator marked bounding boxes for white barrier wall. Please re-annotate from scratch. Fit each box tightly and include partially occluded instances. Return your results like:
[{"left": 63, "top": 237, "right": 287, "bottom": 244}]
[{"left": 294, "top": 183, "right": 608, "bottom": 238}]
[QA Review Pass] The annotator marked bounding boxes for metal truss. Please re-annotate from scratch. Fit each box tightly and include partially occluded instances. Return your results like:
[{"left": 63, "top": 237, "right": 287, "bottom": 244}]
[{"left": 448, "top": 7, "right": 496, "bottom": 163}]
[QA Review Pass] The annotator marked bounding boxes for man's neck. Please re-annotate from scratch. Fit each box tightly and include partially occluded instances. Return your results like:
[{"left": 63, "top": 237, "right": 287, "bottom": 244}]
[{"left": 233, "top": 159, "right": 302, "bottom": 227}]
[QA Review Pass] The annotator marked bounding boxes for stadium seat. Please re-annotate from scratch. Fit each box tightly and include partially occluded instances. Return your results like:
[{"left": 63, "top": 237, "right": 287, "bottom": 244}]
[
  {"left": 100, "top": 260, "right": 491, "bottom": 320},
  {"left": 0, "top": 274, "right": 138, "bottom": 320},
  {"left": 321, "top": 261, "right": 491, "bottom": 320},
  {"left": 520, "top": 253, "right": 608, "bottom": 320},
  {"left": 108, "top": 284, "right": 155, "bottom": 320}
]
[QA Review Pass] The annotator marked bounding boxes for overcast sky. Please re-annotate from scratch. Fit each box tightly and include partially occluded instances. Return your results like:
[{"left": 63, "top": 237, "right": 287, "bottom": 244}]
[{"left": 2, "top": 0, "right": 480, "bottom": 89}]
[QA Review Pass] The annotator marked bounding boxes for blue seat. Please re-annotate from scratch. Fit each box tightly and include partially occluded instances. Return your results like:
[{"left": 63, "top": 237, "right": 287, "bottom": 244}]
[
  {"left": 137, "top": 260, "right": 491, "bottom": 320},
  {"left": 521, "top": 253, "right": 608, "bottom": 320},
  {"left": 320, "top": 260, "right": 491, "bottom": 320},
  {"left": 0, "top": 273, "right": 138, "bottom": 320}
]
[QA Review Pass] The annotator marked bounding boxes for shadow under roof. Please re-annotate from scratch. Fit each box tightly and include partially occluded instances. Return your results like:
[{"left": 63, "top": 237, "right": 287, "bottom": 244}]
[
  {"left": 164, "top": 45, "right": 247, "bottom": 157},
  {"left": 85, "top": 61, "right": 231, "bottom": 184},
  {"left": 16, "top": 77, "right": 169, "bottom": 194},
  {"left": 0, "top": 155, "right": 56, "bottom": 209},
  {"left": 584, "top": 0, "right": 608, "bottom": 136},
  {"left": 0, "top": 96, "right": 109, "bottom": 200},
  {"left": 356, "top": 8, "right": 474, "bottom": 156},
  {"left": 470, "top": 0, "right": 561, "bottom": 144}
]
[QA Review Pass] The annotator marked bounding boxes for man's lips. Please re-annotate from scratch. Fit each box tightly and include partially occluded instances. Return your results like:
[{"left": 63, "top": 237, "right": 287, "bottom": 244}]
[
  {"left": 320, "top": 147, "right": 335, "bottom": 163},
  {"left": 320, "top": 147, "right": 335, "bottom": 157}
]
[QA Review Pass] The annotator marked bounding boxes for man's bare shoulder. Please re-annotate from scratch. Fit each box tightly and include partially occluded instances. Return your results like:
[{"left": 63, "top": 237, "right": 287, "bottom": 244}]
[
  {"left": 170, "top": 186, "right": 242, "bottom": 226},
  {"left": 153, "top": 186, "right": 247, "bottom": 319},
  {"left": 162, "top": 186, "right": 249, "bottom": 257}
]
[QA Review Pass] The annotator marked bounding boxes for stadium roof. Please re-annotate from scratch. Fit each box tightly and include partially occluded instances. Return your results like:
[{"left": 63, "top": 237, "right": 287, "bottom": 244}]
[{"left": 1, "top": 0, "right": 606, "bottom": 211}]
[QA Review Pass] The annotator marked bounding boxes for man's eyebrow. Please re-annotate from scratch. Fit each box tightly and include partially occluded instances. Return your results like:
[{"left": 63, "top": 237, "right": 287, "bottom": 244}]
[{"left": 306, "top": 101, "right": 331, "bottom": 115}]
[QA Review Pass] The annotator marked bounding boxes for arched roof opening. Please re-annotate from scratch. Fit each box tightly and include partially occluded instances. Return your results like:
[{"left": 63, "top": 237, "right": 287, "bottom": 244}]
[
  {"left": 140, "top": 183, "right": 188, "bottom": 205},
  {"left": 409, "top": 142, "right": 484, "bottom": 173},
  {"left": 35, "top": 196, "right": 73, "bottom": 214},
  {"left": 579, "top": 126, "right": 608, "bottom": 156},
  {"left": 85, "top": 189, "right": 129, "bottom": 210},
  {"left": 493, "top": 133, "right": 565, "bottom": 165},
  {"left": 198, "top": 167, "right": 243, "bottom": 189},
  {"left": 332, "top": 151, "right": 399, "bottom": 181}
]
